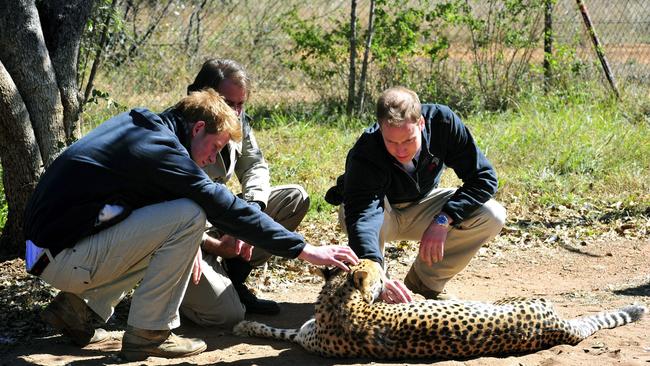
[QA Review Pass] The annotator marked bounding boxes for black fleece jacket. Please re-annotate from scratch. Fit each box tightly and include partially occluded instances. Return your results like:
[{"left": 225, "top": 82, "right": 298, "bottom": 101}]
[
  {"left": 332, "top": 104, "right": 497, "bottom": 265},
  {"left": 23, "top": 108, "right": 306, "bottom": 257}
]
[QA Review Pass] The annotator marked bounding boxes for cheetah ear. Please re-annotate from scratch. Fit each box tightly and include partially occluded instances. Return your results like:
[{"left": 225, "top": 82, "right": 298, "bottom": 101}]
[
  {"left": 312, "top": 266, "right": 343, "bottom": 282},
  {"left": 309, "top": 266, "right": 327, "bottom": 280},
  {"left": 353, "top": 269, "right": 368, "bottom": 290}
]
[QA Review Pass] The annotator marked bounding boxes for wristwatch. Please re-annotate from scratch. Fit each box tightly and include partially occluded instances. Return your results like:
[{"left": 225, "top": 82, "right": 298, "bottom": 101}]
[{"left": 434, "top": 213, "right": 450, "bottom": 228}]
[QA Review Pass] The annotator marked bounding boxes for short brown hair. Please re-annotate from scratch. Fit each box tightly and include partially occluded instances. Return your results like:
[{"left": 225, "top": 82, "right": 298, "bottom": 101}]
[
  {"left": 174, "top": 89, "right": 242, "bottom": 142},
  {"left": 187, "top": 58, "right": 251, "bottom": 97},
  {"left": 376, "top": 86, "right": 421, "bottom": 126}
]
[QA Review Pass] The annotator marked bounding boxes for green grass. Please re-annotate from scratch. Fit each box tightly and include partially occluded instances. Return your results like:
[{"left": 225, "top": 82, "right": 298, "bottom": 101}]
[
  {"left": 252, "top": 113, "right": 367, "bottom": 222},
  {"left": 244, "top": 92, "right": 650, "bottom": 222},
  {"left": 2, "top": 90, "right": 649, "bottom": 234},
  {"left": 470, "top": 93, "right": 649, "bottom": 212}
]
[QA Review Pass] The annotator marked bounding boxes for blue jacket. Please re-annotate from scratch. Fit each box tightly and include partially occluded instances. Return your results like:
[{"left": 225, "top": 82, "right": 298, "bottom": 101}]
[
  {"left": 330, "top": 104, "right": 497, "bottom": 265},
  {"left": 23, "top": 108, "right": 306, "bottom": 257}
]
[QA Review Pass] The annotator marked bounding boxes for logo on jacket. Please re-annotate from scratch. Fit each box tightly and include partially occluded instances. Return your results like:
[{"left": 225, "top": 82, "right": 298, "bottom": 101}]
[{"left": 428, "top": 157, "right": 440, "bottom": 171}]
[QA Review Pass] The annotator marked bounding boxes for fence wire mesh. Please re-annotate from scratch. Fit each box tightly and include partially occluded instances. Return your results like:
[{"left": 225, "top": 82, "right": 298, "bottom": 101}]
[
  {"left": 93, "top": 0, "right": 650, "bottom": 105},
  {"left": 553, "top": 0, "right": 650, "bottom": 85}
]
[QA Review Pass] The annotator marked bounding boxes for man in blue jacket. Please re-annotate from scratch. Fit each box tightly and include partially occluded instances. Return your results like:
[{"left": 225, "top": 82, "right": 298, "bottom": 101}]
[
  {"left": 326, "top": 86, "right": 505, "bottom": 303},
  {"left": 24, "top": 89, "right": 358, "bottom": 361}
]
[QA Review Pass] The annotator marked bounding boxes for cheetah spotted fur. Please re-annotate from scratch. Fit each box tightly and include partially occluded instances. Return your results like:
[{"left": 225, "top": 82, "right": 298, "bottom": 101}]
[{"left": 234, "top": 259, "right": 646, "bottom": 359}]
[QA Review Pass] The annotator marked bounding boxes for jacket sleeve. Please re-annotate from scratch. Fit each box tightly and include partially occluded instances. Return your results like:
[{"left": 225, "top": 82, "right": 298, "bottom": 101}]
[
  {"left": 439, "top": 107, "right": 498, "bottom": 224},
  {"left": 234, "top": 127, "right": 271, "bottom": 207},
  {"left": 342, "top": 148, "right": 388, "bottom": 266},
  {"left": 143, "top": 133, "right": 305, "bottom": 258}
]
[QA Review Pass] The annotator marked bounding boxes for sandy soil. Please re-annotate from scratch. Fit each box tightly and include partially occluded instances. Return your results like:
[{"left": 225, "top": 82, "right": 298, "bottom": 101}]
[{"left": 2, "top": 237, "right": 649, "bottom": 366}]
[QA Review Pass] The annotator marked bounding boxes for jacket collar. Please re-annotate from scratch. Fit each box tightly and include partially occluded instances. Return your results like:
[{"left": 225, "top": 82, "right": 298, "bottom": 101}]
[{"left": 158, "top": 108, "right": 191, "bottom": 151}]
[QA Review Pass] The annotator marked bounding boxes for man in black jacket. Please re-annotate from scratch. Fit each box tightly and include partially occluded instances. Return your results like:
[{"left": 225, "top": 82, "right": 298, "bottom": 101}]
[
  {"left": 326, "top": 86, "right": 505, "bottom": 304},
  {"left": 24, "top": 89, "right": 358, "bottom": 361}
]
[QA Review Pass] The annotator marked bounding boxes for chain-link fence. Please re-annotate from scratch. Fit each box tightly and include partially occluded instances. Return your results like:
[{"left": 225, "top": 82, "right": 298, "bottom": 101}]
[
  {"left": 552, "top": 0, "right": 650, "bottom": 87},
  {"left": 92, "top": 0, "right": 650, "bottom": 108}
]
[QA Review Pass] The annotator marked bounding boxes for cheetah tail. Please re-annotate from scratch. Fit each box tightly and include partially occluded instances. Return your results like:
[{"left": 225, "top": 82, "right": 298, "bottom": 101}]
[
  {"left": 233, "top": 320, "right": 299, "bottom": 342},
  {"left": 568, "top": 304, "right": 647, "bottom": 339}
]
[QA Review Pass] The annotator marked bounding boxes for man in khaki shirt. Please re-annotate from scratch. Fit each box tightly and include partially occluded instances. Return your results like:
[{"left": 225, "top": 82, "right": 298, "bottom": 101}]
[{"left": 180, "top": 59, "right": 310, "bottom": 324}]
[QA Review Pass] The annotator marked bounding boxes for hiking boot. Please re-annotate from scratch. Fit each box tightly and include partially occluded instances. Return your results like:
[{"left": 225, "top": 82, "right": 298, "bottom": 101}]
[
  {"left": 403, "top": 267, "right": 458, "bottom": 301},
  {"left": 225, "top": 258, "right": 280, "bottom": 315},
  {"left": 40, "top": 292, "right": 110, "bottom": 346},
  {"left": 235, "top": 284, "right": 281, "bottom": 315},
  {"left": 120, "top": 325, "right": 206, "bottom": 361}
]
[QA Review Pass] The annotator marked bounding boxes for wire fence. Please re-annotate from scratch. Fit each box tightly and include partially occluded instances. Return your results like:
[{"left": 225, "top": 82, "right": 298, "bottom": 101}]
[
  {"left": 552, "top": 0, "right": 650, "bottom": 86},
  {"left": 94, "top": 0, "right": 650, "bottom": 105}
]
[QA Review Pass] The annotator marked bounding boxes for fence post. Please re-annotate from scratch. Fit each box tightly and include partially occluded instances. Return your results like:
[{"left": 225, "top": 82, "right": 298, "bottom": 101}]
[
  {"left": 347, "top": 0, "right": 358, "bottom": 115},
  {"left": 543, "top": 0, "right": 553, "bottom": 93},
  {"left": 575, "top": 0, "right": 620, "bottom": 99}
]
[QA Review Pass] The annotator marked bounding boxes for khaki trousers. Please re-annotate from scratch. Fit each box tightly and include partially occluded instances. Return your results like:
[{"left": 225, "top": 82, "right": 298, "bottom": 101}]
[
  {"left": 180, "top": 184, "right": 309, "bottom": 327},
  {"left": 40, "top": 199, "right": 205, "bottom": 330},
  {"left": 339, "top": 188, "right": 506, "bottom": 293}
]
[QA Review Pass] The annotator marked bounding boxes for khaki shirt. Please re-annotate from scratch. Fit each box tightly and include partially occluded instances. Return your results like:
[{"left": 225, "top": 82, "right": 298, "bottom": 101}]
[{"left": 203, "top": 115, "right": 271, "bottom": 206}]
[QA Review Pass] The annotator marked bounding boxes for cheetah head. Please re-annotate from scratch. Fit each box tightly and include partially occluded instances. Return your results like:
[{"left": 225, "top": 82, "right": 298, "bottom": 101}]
[
  {"left": 351, "top": 259, "right": 384, "bottom": 305},
  {"left": 316, "top": 259, "right": 385, "bottom": 304}
]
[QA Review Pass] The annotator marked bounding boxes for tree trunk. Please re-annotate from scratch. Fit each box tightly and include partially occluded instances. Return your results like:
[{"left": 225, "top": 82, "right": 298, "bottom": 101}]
[
  {"left": 0, "top": 0, "right": 94, "bottom": 258},
  {"left": 356, "top": 0, "right": 375, "bottom": 115},
  {"left": 83, "top": 0, "right": 118, "bottom": 105},
  {"left": 346, "top": 0, "right": 357, "bottom": 115},
  {"left": 543, "top": 0, "right": 553, "bottom": 93},
  {"left": 0, "top": 0, "right": 65, "bottom": 167},
  {"left": 0, "top": 62, "right": 44, "bottom": 258},
  {"left": 38, "top": 0, "right": 94, "bottom": 144}
]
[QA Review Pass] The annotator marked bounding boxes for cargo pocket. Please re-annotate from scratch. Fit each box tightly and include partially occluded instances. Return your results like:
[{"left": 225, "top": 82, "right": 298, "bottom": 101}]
[{"left": 65, "top": 265, "right": 93, "bottom": 293}]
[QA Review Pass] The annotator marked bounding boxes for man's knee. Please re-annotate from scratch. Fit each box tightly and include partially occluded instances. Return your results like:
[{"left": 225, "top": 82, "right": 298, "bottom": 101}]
[
  {"left": 174, "top": 198, "right": 207, "bottom": 230},
  {"left": 273, "top": 184, "right": 309, "bottom": 211},
  {"left": 181, "top": 304, "right": 245, "bottom": 328},
  {"left": 483, "top": 199, "right": 507, "bottom": 232},
  {"left": 267, "top": 184, "right": 310, "bottom": 230},
  {"left": 463, "top": 199, "right": 506, "bottom": 231}
]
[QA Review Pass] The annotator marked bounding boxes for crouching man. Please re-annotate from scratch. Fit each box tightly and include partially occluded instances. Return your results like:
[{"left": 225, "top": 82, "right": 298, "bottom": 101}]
[
  {"left": 326, "top": 86, "right": 505, "bottom": 304},
  {"left": 24, "top": 89, "right": 358, "bottom": 361}
]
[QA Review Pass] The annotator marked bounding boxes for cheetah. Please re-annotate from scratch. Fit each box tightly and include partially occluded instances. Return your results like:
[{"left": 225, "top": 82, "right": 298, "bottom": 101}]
[{"left": 233, "top": 259, "right": 647, "bottom": 359}]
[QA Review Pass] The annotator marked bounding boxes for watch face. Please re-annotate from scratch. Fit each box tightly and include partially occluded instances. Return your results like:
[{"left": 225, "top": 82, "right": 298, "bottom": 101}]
[{"left": 435, "top": 214, "right": 448, "bottom": 225}]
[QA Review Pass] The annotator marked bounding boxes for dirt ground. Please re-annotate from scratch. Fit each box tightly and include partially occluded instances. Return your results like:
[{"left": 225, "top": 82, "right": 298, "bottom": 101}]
[{"left": 1, "top": 236, "right": 648, "bottom": 366}]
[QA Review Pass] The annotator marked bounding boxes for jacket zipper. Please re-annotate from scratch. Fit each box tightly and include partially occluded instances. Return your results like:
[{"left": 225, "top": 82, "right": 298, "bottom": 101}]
[{"left": 393, "top": 162, "right": 421, "bottom": 193}]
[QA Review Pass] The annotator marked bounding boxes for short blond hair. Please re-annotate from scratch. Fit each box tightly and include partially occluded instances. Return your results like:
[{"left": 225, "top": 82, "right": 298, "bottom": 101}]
[
  {"left": 376, "top": 86, "right": 422, "bottom": 126},
  {"left": 175, "top": 89, "right": 242, "bottom": 142}
]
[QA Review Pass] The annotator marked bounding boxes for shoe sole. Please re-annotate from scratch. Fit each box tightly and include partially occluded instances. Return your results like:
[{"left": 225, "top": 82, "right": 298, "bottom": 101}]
[{"left": 120, "top": 344, "right": 207, "bottom": 361}]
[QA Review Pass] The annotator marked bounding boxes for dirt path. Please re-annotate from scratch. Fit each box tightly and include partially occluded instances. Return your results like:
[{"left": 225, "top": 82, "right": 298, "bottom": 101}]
[{"left": 2, "top": 238, "right": 649, "bottom": 366}]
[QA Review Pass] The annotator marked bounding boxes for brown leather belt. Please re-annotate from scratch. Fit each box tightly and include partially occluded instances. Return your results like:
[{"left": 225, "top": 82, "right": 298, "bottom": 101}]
[{"left": 28, "top": 253, "right": 51, "bottom": 276}]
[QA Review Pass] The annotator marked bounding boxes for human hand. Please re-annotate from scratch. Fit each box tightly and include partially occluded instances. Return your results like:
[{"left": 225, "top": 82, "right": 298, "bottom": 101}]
[
  {"left": 380, "top": 278, "right": 414, "bottom": 304},
  {"left": 419, "top": 218, "right": 451, "bottom": 266},
  {"left": 202, "top": 234, "right": 253, "bottom": 261},
  {"left": 297, "top": 244, "right": 359, "bottom": 271},
  {"left": 191, "top": 247, "right": 203, "bottom": 285}
]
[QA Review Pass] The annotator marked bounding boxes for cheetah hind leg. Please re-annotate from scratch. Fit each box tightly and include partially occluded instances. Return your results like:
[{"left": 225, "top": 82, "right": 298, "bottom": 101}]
[{"left": 233, "top": 318, "right": 315, "bottom": 347}]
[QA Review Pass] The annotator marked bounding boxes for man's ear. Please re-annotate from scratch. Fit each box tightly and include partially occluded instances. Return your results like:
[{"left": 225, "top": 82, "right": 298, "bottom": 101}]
[
  {"left": 418, "top": 115, "right": 425, "bottom": 131},
  {"left": 191, "top": 120, "right": 206, "bottom": 137}
]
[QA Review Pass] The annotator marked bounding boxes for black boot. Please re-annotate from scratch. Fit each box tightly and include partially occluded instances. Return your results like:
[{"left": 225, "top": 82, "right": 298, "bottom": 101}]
[{"left": 224, "top": 258, "right": 280, "bottom": 315}]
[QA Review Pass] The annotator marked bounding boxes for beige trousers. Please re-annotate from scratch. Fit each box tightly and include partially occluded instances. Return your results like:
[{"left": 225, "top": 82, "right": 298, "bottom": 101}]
[
  {"left": 339, "top": 188, "right": 506, "bottom": 293},
  {"left": 40, "top": 199, "right": 205, "bottom": 330},
  {"left": 180, "top": 184, "right": 309, "bottom": 327}
]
